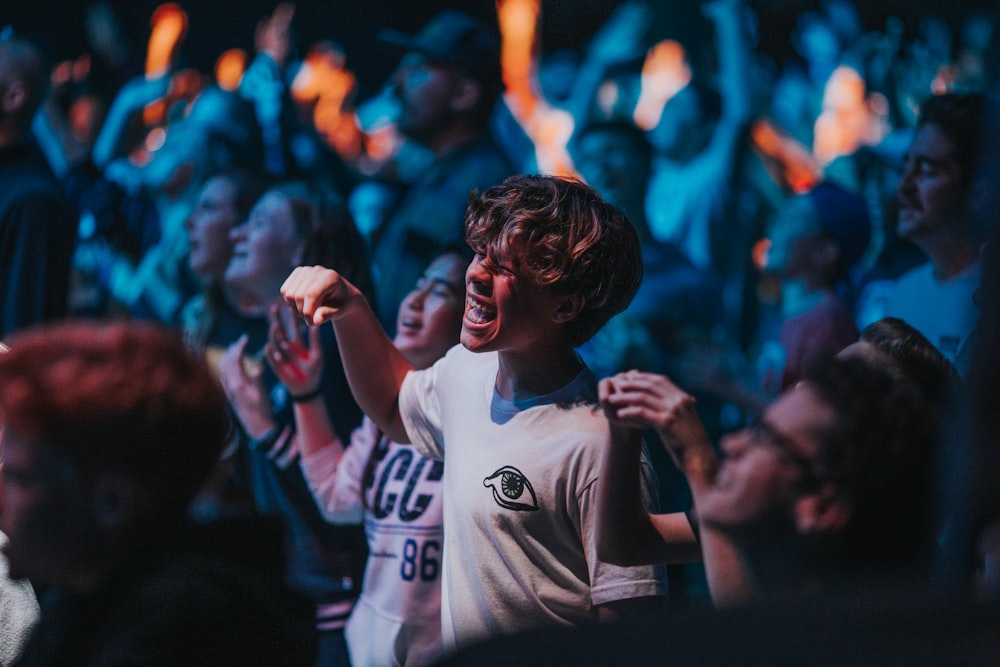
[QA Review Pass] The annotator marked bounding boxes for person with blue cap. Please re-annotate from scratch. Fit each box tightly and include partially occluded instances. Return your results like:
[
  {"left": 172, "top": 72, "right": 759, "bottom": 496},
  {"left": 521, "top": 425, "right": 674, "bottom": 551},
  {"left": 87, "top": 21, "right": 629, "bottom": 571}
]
[
  {"left": 762, "top": 179, "right": 872, "bottom": 391},
  {"left": 367, "top": 10, "right": 514, "bottom": 335}
]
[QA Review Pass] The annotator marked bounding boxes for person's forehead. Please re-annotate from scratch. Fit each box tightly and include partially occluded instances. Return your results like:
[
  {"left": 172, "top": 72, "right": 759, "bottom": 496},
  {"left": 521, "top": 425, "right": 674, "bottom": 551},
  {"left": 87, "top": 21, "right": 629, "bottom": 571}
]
[
  {"left": 909, "top": 123, "right": 961, "bottom": 162},
  {"left": 764, "top": 384, "right": 836, "bottom": 459},
  {"left": 251, "top": 192, "right": 292, "bottom": 220},
  {"left": 424, "top": 255, "right": 465, "bottom": 285}
]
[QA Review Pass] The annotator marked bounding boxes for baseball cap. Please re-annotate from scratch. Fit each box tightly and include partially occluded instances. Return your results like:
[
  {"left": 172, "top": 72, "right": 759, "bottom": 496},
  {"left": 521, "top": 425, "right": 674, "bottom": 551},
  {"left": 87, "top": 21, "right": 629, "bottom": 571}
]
[{"left": 378, "top": 10, "right": 502, "bottom": 89}]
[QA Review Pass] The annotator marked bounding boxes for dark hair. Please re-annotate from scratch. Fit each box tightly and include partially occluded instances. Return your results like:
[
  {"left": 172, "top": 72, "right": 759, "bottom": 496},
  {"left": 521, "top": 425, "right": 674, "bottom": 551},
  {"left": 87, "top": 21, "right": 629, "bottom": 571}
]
[
  {"left": 571, "top": 119, "right": 654, "bottom": 170},
  {"left": 859, "top": 317, "right": 959, "bottom": 408},
  {"left": 464, "top": 174, "right": 643, "bottom": 346},
  {"left": 0, "top": 321, "right": 229, "bottom": 517},
  {"left": 917, "top": 92, "right": 991, "bottom": 187},
  {"left": 210, "top": 169, "right": 266, "bottom": 225},
  {"left": 803, "top": 356, "right": 939, "bottom": 574},
  {"left": 267, "top": 181, "right": 375, "bottom": 303}
]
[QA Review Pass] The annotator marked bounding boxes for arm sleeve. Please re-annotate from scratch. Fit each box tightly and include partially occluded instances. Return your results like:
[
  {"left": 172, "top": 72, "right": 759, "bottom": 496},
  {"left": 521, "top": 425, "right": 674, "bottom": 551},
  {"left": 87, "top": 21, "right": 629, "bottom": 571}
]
[
  {"left": 299, "top": 420, "right": 374, "bottom": 525},
  {"left": 398, "top": 362, "right": 446, "bottom": 461},
  {"left": 579, "top": 449, "right": 669, "bottom": 606}
]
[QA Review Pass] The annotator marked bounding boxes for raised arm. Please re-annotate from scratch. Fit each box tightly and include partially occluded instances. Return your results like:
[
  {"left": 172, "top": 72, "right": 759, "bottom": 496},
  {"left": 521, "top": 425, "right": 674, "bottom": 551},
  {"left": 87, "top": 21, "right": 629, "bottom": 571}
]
[
  {"left": 265, "top": 303, "right": 341, "bottom": 459},
  {"left": 601, "top": 370, "right": 759, "bottom": 607},
  {"left": 281, "top": 265, "right": 413, "bottom": 443},
  {"left": 596, "top": 371, "right": 705, "bottom": 566}
]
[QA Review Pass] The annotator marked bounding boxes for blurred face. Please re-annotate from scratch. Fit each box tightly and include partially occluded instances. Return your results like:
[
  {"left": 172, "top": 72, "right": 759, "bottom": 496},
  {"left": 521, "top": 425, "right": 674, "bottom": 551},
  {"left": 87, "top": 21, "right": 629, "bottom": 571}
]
[
  {"left": 224, "top": 192, "right": 305, "bottom": 299},
  {"left": 461, "top": 251, "right": 568, "bottom": 355},
  {"left": 764, "top": 196, "right": 823, "bottom": 277},
  {"left": 574, "top": 130, "right": 650, "bottom": 216},
  {"left": 186, "top": 176, "right": 241, "bottom": 279},
  {"left": 698, "top": 383, "right": 835, "bottom": 534},
  {"left": 391, "top": 51, "right": 461, "bottom": 144},
  {"left": 394, "top": 253, "right": 466, "bottom": 369},
  {"left": 649, "top": 86, "right": 709, "bottom": 162},
  {"left": 0, "top": 430, "right": 97, "bottom": 587},
  {"left": 897, "top": 123, "right": 967, "bottom": 242}
]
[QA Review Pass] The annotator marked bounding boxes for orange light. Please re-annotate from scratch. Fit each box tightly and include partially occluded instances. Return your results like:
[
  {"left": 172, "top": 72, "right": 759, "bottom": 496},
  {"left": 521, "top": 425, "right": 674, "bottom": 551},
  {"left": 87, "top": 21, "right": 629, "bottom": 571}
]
[
  {"left": 812, "top": 65, "right": 888, "bottom": 166},
  {"left": 634, "top": 40, "right": 690, "bottom": 131},
  {"left": 291, "top": 42, "right": 361, "bottom": 160},
  {"left": 751, "top": 119, "right": 821, "bottom": 194},
  {"left": 752, "top": 238, "right": 771, "bottom": 272},
  {"left": 145, "top": 3, "right": 188, "bottom": 79},
  {"left": 143, "top": 3, "right": 188, "bottom": 126},
  {"left": 214, "top": 49, "right": 248, "bottom": 91},
  {"left": 496, "top": 0, "right": 575, "bottom": 176}
]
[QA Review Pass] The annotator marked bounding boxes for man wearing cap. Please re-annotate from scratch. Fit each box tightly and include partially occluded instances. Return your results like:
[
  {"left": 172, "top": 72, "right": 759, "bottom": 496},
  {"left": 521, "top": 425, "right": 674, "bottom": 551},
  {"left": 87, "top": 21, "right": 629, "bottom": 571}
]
[
  {"left": 371, "top": 10, "right": 514, "bottom": 334},
  {"left": 762, "top": 180, "right": 871, "bottom": 392}
]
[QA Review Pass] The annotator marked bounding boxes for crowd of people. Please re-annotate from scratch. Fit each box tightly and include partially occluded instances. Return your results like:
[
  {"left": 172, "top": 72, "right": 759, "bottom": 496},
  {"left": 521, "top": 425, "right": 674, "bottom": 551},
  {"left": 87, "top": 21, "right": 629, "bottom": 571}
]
[{"left": 1, "top": 0, "right": 999, "bottom": 664}]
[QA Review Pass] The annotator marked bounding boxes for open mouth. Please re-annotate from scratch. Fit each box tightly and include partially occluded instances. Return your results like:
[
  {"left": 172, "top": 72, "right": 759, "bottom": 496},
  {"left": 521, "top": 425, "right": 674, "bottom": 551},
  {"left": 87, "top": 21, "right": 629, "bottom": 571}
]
[
  {"left": 465, "top": 295, "right": 496, "bottom": 325},
  {"left": 398, "top": 315, "right": 421, "bottom": 332}
]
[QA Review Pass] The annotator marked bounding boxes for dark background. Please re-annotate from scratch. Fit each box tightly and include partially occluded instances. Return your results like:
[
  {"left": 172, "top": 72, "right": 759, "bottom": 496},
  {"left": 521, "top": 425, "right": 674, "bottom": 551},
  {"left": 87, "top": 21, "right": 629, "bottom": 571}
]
[{"left": 4, "top": 0, "right": 997, "bottom": 99}]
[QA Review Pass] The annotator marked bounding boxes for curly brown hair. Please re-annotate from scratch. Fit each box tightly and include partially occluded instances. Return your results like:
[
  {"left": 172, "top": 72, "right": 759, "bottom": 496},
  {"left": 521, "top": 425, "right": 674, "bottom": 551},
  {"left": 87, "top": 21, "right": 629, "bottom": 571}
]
[{"left": 464, "top": 174, "right": 643, "bottom": 347}]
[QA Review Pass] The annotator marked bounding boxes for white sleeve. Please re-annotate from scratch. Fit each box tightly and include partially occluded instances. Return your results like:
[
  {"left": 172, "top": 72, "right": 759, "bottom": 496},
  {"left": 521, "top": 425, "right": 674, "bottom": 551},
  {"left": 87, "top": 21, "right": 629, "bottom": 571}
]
[
  {"left": 298, "top": 420, "right": 375, "bottom": 525},
  {"left": 398, "top": 360, "right": 447, "bottom": 461}
]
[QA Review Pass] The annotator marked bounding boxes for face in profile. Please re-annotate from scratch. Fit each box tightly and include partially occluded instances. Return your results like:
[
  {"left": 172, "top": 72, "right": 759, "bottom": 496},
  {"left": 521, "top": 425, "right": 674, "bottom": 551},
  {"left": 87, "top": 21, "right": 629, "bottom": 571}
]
[
  {"left": 186, "top": 175, "right": 241, "bottom": 279},
  {"left": 225, "top": 191, "right": 306, "bottom": 298},
  {"left": 897, "top": 122, "right": 967, "bottom": 242},
  {"left": 391, "top": 51, "right": 462, "bottom": 142},
  {"left": 697, "top": 383, "right": 836, "bottom": 536},
  {"left": 573, "top": 129, "right": 650, "bottom": 217},
  {"left": 394, "top": 253, "right": 467, "bottom": 370}
]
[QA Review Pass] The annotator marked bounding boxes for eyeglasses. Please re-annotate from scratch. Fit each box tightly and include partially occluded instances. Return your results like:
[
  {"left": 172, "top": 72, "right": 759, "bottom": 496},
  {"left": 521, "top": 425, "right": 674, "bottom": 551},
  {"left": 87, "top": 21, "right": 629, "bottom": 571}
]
[{"left": 744, "top": 416, "right": 822, "bottom": 489}]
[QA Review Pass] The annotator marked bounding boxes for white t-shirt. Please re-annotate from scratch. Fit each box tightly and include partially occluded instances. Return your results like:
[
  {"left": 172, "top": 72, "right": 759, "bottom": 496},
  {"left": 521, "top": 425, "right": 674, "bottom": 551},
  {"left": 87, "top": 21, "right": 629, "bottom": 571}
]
[
  {"left": 301, "top": 419, "right": 444, "bottom": 667},
  {"left": 399, "top": 345, "right": 668, "bottom": 652},
  {"left": 885, "top": 261, "right": 980, "bottom": 364}
]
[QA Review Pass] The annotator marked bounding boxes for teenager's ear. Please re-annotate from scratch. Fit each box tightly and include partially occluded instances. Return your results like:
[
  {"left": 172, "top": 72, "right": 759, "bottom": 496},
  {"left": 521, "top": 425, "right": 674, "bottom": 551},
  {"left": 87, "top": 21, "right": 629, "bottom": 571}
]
[
  {"left": 793, "top": 483, "right": 850, "bottom": 535},
  {"left": 552, "top": 294, "right": 585, "bottom": 324}
]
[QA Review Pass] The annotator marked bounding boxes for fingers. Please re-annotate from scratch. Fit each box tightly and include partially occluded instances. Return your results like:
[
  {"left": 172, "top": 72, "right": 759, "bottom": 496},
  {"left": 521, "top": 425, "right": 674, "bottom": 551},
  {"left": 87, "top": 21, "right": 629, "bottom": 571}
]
[
  {"left": 306, "top": 323, "right": 322, "bottom": 356},
  {"left": 281, "top": 265, "right": 345, "bottom": 323}
]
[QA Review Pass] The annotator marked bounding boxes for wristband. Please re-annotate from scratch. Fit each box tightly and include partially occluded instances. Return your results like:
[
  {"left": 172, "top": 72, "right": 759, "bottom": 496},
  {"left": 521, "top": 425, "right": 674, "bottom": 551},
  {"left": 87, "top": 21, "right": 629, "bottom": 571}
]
[{"left": 289, "top": 387, "right": 324, "bottom": 403}]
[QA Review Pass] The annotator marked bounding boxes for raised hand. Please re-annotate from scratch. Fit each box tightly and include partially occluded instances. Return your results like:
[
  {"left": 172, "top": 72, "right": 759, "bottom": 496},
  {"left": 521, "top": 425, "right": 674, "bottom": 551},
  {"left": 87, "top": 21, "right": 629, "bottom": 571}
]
[
  {"left": 599, "top": 370, "right": 717, "bottom": 483},
  {"left": 281, "top": 265, "right": 361, "bottom": 326},
  {"left": 265, "top": 302, "right": 324, "bottom": 398},
  {"left": 256, "top": 2, "right": 296, "bottom": 67},
  {"left": 598, "top": 370, "right": 694, "bottom": 429},
  {"left": 218, "top": 333, "right": 274, "bottom": 439}
]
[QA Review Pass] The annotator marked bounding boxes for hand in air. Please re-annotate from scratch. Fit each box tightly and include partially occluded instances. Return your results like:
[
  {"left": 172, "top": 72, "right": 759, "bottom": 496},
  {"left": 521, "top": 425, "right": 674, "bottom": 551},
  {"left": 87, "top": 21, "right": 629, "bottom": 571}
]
[
  {"left": 265, "top": 302, "right": 323, "bottom": 398},
  {"left": 281, "top": 265, "right": 356, "bottom": 326},
  {"left": 218, "top": 333, "right": 273, "bottom": 439},
  {"left": 599, "top": 370, "right": 717, "bottom": 481},
  {"left": 598, "top": 370, "right": 697, "bottom": 432}
]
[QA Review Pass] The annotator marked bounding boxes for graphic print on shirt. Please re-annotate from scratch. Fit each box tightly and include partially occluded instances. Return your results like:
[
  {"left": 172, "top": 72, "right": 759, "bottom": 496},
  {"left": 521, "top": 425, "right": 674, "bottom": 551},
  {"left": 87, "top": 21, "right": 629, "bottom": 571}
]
[
  {"left": 483, "top": 466, "right": 539, "bottom": 511},
  {"left": 370, "top": 448, "right": 444, "bottom": 522},
  {"left": 365, "top": 445, "right": 445, "bottom": 583}
]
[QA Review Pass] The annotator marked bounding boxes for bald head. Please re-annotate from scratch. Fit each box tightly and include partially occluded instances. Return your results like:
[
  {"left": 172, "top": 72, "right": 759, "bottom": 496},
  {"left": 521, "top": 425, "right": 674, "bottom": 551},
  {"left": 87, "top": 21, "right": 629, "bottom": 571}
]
[{"left": 0, "top": 37, "right": 47, "bottom": 140}]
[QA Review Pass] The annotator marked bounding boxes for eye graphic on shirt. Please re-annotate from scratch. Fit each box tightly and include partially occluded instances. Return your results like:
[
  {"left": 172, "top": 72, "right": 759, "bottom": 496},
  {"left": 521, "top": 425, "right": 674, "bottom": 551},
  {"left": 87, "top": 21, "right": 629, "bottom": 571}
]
[{"left": 483, "top": 466, "right": 539, "bottom": 512}]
